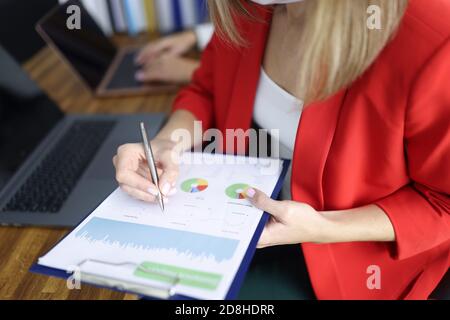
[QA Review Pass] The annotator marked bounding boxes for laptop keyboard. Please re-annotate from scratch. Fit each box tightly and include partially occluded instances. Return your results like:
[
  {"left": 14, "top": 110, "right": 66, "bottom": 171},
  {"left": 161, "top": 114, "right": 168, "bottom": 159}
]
[{"left": 2, "top": 120, "right": 116, "bottom": 213}]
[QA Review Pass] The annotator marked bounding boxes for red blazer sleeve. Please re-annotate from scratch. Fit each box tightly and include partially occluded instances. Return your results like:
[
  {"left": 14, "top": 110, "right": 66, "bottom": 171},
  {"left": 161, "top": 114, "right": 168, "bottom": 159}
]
[
  {"left": 171, "top": 34, "right": 217, "bottom": 130},
  {"left": 376, "top": 39, "right": 450, "bottom": 261}
]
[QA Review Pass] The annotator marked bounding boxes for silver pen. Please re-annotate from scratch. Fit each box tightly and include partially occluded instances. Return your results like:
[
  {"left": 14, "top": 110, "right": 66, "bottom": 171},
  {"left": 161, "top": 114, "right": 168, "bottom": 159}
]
[{"left": 140, "top": 122, "right": 165, "bottom": 212}]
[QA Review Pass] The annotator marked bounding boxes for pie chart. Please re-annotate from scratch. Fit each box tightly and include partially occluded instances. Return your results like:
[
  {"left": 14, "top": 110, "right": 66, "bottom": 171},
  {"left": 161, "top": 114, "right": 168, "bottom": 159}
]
[
  {"left": 225, "top": 183, "right": 250, "bottom": 200},
  {"left": 181, "top": 178, "right": 209, "bottom": 193}
]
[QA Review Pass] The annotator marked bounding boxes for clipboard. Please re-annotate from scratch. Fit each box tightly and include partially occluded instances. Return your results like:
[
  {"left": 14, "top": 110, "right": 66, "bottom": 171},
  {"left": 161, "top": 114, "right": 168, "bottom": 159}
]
[{"left": 30, "top": 159, "right": 291, "bottom": 300}]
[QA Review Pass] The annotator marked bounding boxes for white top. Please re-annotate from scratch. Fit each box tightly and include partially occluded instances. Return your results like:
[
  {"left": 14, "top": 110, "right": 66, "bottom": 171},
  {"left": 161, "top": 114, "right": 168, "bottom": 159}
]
[
  {"left": 253, "top": 68, "right": 304, "bottom": 199},
  {"left": 194, "top": 23, "right": 215, "bottom": 50}
]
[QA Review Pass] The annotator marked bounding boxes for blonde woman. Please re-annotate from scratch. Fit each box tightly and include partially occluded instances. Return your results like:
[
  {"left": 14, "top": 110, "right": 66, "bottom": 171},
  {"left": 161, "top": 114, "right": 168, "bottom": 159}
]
[{"left": 113, "top": 0, "right": 450, "bottom": 299}]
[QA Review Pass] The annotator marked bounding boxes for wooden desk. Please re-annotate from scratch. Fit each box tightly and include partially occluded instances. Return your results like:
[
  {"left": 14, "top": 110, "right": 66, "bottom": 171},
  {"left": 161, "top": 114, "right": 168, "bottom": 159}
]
[{"left": 0, "top": 41, "right": 177, "bottom": 300}]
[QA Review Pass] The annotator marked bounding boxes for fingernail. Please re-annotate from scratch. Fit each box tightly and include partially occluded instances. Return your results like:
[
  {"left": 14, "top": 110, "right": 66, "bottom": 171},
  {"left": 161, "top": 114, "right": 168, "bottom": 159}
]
[
  {"left": 135, "top": 71, "right": 144, "bottom": 81},
  {"left": 147, "top": 188, "right": 159, "bottom": 196},
  {"left": 135, "top": 56, "right": 142, "bottom": 64},
  {"left": 168, "top": 188, "right": 178, "bottom": 196},
  {"left": 246, "top": 188, "right": 256, "bottom": 198},
  {"left": 161, "top": 183, "right": 171, "bottom": 196}
]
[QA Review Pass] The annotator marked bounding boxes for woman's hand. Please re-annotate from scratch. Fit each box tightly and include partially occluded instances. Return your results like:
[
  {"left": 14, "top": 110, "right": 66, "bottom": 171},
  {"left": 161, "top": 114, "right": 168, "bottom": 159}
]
[
  {"left": 246, "top": 188, "right": 328, "bottom": 248},
  {"left": 135, "top": 55, "right": 200, "bottom": 84},
  {"left": 135, "top": 31, "right": 197, "bottom": 65},
  {"left": 113, "top": 139, "right": 180, "bottom": 203},
  {"left": 134, "top": 31, "right": 199, "bottom": 83}
]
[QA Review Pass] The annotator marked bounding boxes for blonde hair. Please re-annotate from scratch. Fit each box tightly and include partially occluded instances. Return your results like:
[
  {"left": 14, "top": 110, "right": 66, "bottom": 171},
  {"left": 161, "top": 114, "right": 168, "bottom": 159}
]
[{"left": 208, "top": 0, "right": 408, "bottom": 104}]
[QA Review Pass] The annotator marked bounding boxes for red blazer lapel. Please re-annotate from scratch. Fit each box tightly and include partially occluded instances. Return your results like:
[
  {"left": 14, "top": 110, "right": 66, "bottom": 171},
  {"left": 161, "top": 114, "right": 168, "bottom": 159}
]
[
  {"left": 223, "top": 10, "right": 273, "bottom": 134},
  {"left": 292, "top": 90, "right": 348, "bottom": 210}
]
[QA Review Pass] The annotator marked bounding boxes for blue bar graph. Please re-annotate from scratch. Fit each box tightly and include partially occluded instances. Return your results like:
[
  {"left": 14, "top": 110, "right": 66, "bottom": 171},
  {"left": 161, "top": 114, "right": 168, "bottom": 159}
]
[{"left": 75, "top": 218, "right": 238, "bottom": 262}]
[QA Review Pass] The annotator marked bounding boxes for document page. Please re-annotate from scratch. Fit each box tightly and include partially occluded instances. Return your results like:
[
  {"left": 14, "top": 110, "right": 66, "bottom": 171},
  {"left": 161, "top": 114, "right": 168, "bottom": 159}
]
[{"left": 38, "top": 153, "right": 284, "bottom": 300}]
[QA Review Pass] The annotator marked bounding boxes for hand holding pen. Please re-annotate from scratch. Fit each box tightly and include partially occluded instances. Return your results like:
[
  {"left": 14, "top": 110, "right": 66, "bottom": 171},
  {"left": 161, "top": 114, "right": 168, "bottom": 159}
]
[
  {"left": 113, "top": 126, "right": 179, "bottom": 207},
  {"left": 140, "top": 122, "right": 165, "bottom": 211}
]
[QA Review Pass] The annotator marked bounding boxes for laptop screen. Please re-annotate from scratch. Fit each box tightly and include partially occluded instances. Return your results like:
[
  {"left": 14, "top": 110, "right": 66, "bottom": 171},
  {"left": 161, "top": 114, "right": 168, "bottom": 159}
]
[
  {"left": 0, "top": 47, "right": 64, "bottom": 192},
  {"left": 37, "top": 0, "right": 117, "bottom": 89}
]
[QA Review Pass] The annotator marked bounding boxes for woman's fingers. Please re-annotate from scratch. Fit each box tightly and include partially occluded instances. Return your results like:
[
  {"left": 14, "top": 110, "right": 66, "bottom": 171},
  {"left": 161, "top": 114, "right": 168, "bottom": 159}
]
[
  {"left": 246, "top": 188, "right": 285, "bottom": 248},
  {"left": 135, "top": 66, "right": 161, "bottom": 82},
  {"left": 158, "top": 159, "right": 179, "bottom": 196},
  {"left": 138, "top": 31, "right": 196, "bottom": 63},
  {"left": 114, "top": 143, "right": 158, "bottom": 194},
  {"left": 119, "top": 184, "right": 157, "bottom": 203},
  {"left": 116, "top": 168, "right": 158, "bottom": 195},
  {"left": 135, "top": 147, "right": 178, "bottom": 196},
  {"left": 257, "top": 216, "right": 286, "bottom": 249},
  {"left": 246, "top": 188, "right": 287, "bottom": 221},
  {"left": 135, "top": 56, "right": 199, "bottom": 83},
  {"left": 135, "top": 33, "right": 189, "bottom": 65},
  {"left": 136, "top": 163, "right": 178, "bottom": 196},
  {"left": 136, "top": 162, "right": 153, "bottom": 180},
  {"left": 135, "top": 40, "right": 169, "bottom": 65},
  {"left": 114, "top": 141, "right": 181, "bottom": 202}
]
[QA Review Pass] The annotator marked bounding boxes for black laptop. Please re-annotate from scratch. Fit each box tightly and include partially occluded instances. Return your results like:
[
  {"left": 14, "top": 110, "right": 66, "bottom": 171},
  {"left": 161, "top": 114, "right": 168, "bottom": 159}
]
[
  {"left": 36, "top": 0, "right": 177, "bottom": 97},
  {"left": 0, "top": 46, "right": 165, "bottom": 227}
]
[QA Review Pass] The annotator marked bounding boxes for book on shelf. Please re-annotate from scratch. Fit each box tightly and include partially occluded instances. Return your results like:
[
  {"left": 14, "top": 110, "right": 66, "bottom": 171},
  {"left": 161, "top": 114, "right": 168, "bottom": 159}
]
[
  {"left": 143, "top": 0, "right": 158, "bottom": 33},
  {"left": 58, "top": 0, "right": 209, "bottom": 36},
  {"left": 107, "top": 0, "right": 128, "bottom": 33}
]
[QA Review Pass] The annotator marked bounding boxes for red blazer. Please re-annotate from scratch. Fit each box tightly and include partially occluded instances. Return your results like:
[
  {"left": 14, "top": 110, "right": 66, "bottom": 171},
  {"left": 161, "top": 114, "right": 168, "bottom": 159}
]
[{"left": 173, "top": 0, "right": 450, "bottom": 299}]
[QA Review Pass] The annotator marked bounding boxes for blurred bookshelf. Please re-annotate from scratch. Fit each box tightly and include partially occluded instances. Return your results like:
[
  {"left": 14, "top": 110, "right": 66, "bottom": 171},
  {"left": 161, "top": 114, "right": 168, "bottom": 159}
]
[{"left": 58, "top": 0, "right": 209, "bottom": 37}]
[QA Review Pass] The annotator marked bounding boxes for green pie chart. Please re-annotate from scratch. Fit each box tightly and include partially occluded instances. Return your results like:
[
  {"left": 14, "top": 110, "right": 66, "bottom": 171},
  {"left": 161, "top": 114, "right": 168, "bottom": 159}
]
[
  {"left": 181, "top": 178, "right": 209, "bottom": 193},
  {"left": 225, "top": 183, "right": 250, "bottom": 200}
]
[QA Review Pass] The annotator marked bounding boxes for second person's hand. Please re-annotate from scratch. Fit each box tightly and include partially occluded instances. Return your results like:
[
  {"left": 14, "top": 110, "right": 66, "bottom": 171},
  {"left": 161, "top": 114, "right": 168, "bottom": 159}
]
[
  {"left": 135, "top": 55, "right": 200, "bottom": 84},
  {"left": 135, "top": 30, "right": 197, "bottom": 65}
]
